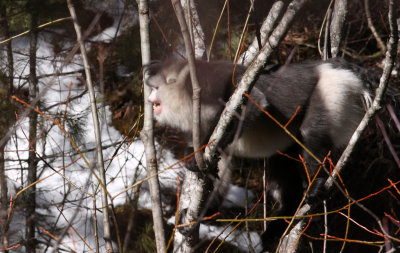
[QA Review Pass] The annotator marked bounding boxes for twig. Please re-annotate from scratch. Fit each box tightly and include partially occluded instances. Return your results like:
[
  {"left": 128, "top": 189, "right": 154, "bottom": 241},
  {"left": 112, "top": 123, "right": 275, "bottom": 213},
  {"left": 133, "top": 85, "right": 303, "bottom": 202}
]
[
  {"left": 386, "top": 104, "right": 400, "bottom": 133},
  {"left": 318, "top": 0, "right": 335, "bottom": 57},
  {"left": 283, "top": 0, "right": 398, "bottom": 250},
  {"left": 323, "top": 6, "right": 333, "bottom": 60},
  {"left": 0, "top": 17, "right": 71, "bottom": 46},
  {"left": 239, "top": 1, "right": 285, "bottom": 66},
  {"left": 364, "top": 0, "right": 386, "bottom": 53},
  {"left": 233, "top": 0, "right": 255, "bottom": 63},
  {"left": 323, "top": 200, "right": 328, "bottom": 253},
  {"left": 205, "top": 0, "right": 310, "bottom": 167},
  {"left": 331, "top": 0, "right": 398, "bottom": 186},
  {"left": 181, "top": 0, "right": 206, "bottom": 58},
  {"left": 0, "top": 12, "right": 102, "bottom": 150},
  {"left": 376, "top": 116, "right": 400, "bottom": 167},
  {"left": 66, "top": 1, "right": 113, "bottom": 252}
]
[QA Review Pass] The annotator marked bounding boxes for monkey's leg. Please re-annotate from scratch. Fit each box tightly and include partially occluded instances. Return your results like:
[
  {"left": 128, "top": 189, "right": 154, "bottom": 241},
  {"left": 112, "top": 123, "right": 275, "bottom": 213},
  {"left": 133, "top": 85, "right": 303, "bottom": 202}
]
[{"left": 261, "top": 147, "right": 304, "bottom": 252}]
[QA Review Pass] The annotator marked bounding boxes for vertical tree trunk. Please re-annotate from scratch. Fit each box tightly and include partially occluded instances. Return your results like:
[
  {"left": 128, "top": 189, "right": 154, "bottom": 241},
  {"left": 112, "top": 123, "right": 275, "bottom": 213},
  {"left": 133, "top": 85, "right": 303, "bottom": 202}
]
[
  {"left": 26, "top": 3, "right": 39, "bottom": 252},
  {"left": 136, "top": 0, "right": 167, "bottom": 252},
  {"left": 330, "top": 0, "right": 348, "bottom": 57}
]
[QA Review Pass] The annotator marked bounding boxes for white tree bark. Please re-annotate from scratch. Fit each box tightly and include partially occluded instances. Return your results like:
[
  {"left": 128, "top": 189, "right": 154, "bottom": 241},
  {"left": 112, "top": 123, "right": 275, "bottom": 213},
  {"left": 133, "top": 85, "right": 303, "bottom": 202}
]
[
  {"left": 205, "top": 0, "right": 310, "bottom": 165},
  {"left": 172, "top": 0, "right": 208, "bottom": 251},
  {"left": 180, "top": 0, "right": 206, "bottom": 58},
  {"left": 137, "top": 0, "right": 167, "bottom": 252},
  {"left": 330, "top": 0, "right": 348, "bottom": 57},
  {"left": 239, "top": 1, "right": 285, "bottom": 66}
]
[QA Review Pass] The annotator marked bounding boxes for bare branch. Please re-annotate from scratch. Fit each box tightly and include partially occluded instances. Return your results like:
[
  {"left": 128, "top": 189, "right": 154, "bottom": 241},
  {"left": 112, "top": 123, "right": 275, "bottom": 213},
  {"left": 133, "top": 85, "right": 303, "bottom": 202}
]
[
  {"left": 330, "top": 0, "right": 348, "bottom": 57},
  {"left": 181, "top": 0, "right": 206, "bottom": 58},
  {"left": 66, "top": 1, "right": 114, "bottom": 252},
  {"left": 364, "top": 0, "right": 386, "bottom": 53},
  {"left": 239, "top": 1, "right": 285, "bottom": 66},
  {"left": 172, "top": 0, "right": 208, "bottom": 251},
  {"left": 137, "top": 0, "right": 167, "bottom": 252},
  {"left": 332, "top": 0, "right": 398, "bottom": 183},
  {"left": 205, "top": 0, "right": 310, "bottom": 167},
  {"left": 282, "top": 0, "right": 398, "bottom": 250}
]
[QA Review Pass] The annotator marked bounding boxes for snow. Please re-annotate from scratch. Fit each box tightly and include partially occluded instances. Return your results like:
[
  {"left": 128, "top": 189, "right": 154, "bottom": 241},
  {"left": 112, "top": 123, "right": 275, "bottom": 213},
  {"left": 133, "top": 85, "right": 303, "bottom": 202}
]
[{"left": 1, "top": 4, "right": 260, "bottom": 252}]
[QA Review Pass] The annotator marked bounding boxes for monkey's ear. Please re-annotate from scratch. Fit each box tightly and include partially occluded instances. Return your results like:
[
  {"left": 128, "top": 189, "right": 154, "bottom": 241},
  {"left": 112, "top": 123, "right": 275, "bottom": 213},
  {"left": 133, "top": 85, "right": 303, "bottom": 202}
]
[
  {"left": 143, "top": 60, "right": 162, "bottom": 77},
  {"left": 166, "top": 76, "right": 177, "bottom": 84}
]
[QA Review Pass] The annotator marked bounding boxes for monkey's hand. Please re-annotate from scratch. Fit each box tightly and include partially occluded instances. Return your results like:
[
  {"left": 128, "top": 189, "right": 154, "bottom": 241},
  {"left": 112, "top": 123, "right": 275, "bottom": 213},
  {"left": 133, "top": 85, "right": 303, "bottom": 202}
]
[{"left": 305, "top": 177, "right": 329, "bottom": 204}]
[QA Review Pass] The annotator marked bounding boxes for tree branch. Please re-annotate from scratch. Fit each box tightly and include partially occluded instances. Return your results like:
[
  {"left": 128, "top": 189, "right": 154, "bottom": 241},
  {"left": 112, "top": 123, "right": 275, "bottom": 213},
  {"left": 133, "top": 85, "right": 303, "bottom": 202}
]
[
  {"left": 281, "top": 0, "right": 398, "bottom": 250},
  {"left": 67, "top": 1, "right": 114, "bottom": 252},
  {"left": 239, "top": 0, "right": 285, "bottom": 66},
  {"left": 330, "top": 0, "right": 348, "bottom": 57},
  {"left": 172, "top": 0, "right": 208, "bottom": 251},
  {"left": 205, "top": 0, "right": 310, "bottom": 168},
  {"left": 180, "top": 0, "right": 206, "bottom": 58},
  {"left": 364, "top": 0, "right": 386, "bottom": 54},
  {"left": 137, "top": 0, "right": 167, "bottom": 252}
]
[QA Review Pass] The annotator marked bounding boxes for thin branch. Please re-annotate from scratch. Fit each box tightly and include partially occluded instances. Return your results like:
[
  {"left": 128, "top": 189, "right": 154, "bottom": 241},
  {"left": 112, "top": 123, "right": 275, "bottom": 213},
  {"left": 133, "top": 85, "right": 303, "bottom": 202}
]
[
  {"left": 136, "top": 0, "right": 167, "bottom": 252},
  {"left": 205, "top": 0, "right": 310, "bottom": 168},
  {"left": 172, "top": 0, "right": 208, "bottom": 251},
  {"left": 332, "top": 0, "right": 398, "bottom": 184},
  {"left": 66, "top": 1, "right": 113, "bottom": 252},
  {"left": 233, "top": 1, "right": 255, "bottom": 63},
  {"left": 181, "top": 0, "right": 206, "bottom": 58},
  {"left": 282, "top": 0, "right": 398, "bottom": 250},
  {"left": 323, "top": 6, "right": 333, "bottom": 60},
  {"left": 364, "top": 0, "right": 386, "bottom": 53},
  {"left": 0, "top": 12, "right": 102, "bottom": 149},
  {"left": 172, "top": 0, "right": 205, "bottom": 172},
  {"left": 0, "top": 17, "right": 71, "bottom": 46},
  {"left": 239, "top": 1, "right": 285, "bottom": 66}
]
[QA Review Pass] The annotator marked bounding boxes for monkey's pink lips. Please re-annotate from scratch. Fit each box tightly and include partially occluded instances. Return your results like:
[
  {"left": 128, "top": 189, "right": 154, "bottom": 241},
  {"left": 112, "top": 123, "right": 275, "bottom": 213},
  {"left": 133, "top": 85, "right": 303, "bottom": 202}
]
[{"left": 153, "top": 103, "right": 162, "bottom": 114}]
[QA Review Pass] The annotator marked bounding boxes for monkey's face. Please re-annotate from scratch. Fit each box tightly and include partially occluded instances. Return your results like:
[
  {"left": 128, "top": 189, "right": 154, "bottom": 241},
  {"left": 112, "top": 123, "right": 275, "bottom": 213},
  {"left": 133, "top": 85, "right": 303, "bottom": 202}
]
[
  {"left": 143, "top": 61, "right": 193, "bottom": 133},
  {"left": 144, "top": 64, "right": 182, "bottom": 115}
]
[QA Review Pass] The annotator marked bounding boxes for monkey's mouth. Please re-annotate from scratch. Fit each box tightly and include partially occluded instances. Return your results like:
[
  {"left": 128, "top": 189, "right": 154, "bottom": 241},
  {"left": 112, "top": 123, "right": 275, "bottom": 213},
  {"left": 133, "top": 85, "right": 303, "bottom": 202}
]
[{"left": 153, "top": 103, "right": 162, "bottom": 114}]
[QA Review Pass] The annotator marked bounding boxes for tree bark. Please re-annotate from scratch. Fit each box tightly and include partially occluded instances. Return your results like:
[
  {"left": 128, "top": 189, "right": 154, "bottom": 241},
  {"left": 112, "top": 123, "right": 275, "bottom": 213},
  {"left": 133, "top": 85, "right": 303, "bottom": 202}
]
[
  {"left": 171, "top": 1, "right": 209, "bottom": 252},
  {"left": 330, "top": 0, "right": 348, "bottom": 57},
  {"left": 180, "top": 0, "right": 206, "bottom": 58},
  {"left": 239, "top": 1, "right": 285, "bottom": 66},
  {"left": 137, "top": 0, "right": 167, "bottom": 252},
  {"left": 205, "top": 0, "right": 310, "bottom": 167}
]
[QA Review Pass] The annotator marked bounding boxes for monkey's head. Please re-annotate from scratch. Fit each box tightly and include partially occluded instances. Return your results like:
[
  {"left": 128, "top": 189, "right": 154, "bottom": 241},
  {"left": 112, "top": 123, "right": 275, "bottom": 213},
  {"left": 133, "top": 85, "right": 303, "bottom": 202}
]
[{"left": 143, "top": 60, "right": 193, "bottom": 133}]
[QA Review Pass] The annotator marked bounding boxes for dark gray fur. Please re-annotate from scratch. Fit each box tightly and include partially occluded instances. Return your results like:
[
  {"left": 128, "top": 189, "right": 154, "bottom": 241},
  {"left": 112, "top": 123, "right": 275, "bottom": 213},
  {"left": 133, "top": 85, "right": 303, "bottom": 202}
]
[{"left": 144, "top": 58, "right": 371, "bottom": 251}]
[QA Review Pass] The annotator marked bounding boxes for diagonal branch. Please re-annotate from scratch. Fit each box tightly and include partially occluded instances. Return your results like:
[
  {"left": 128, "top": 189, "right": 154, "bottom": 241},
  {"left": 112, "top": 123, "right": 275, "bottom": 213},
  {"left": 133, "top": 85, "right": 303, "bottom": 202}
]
[
  {"left": 281, "top": 0, "right": 398, "bottom": 251},
  {"left": 205, "top": 0, "right": 310, "bottom": 168}
]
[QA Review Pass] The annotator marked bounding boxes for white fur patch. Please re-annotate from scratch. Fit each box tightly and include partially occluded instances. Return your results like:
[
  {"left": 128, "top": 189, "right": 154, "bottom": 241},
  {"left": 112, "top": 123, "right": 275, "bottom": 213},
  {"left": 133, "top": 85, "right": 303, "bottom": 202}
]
[{"left": 316, "top": 63, "right": 366, "bottom": 147}]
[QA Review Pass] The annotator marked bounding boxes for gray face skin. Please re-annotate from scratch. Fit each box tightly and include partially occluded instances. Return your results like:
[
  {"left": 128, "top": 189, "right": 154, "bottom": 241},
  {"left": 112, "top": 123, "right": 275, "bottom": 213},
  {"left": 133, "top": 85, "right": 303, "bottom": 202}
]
[{"left": 144, "top": 58, "right": 370, "bottom": 251}]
